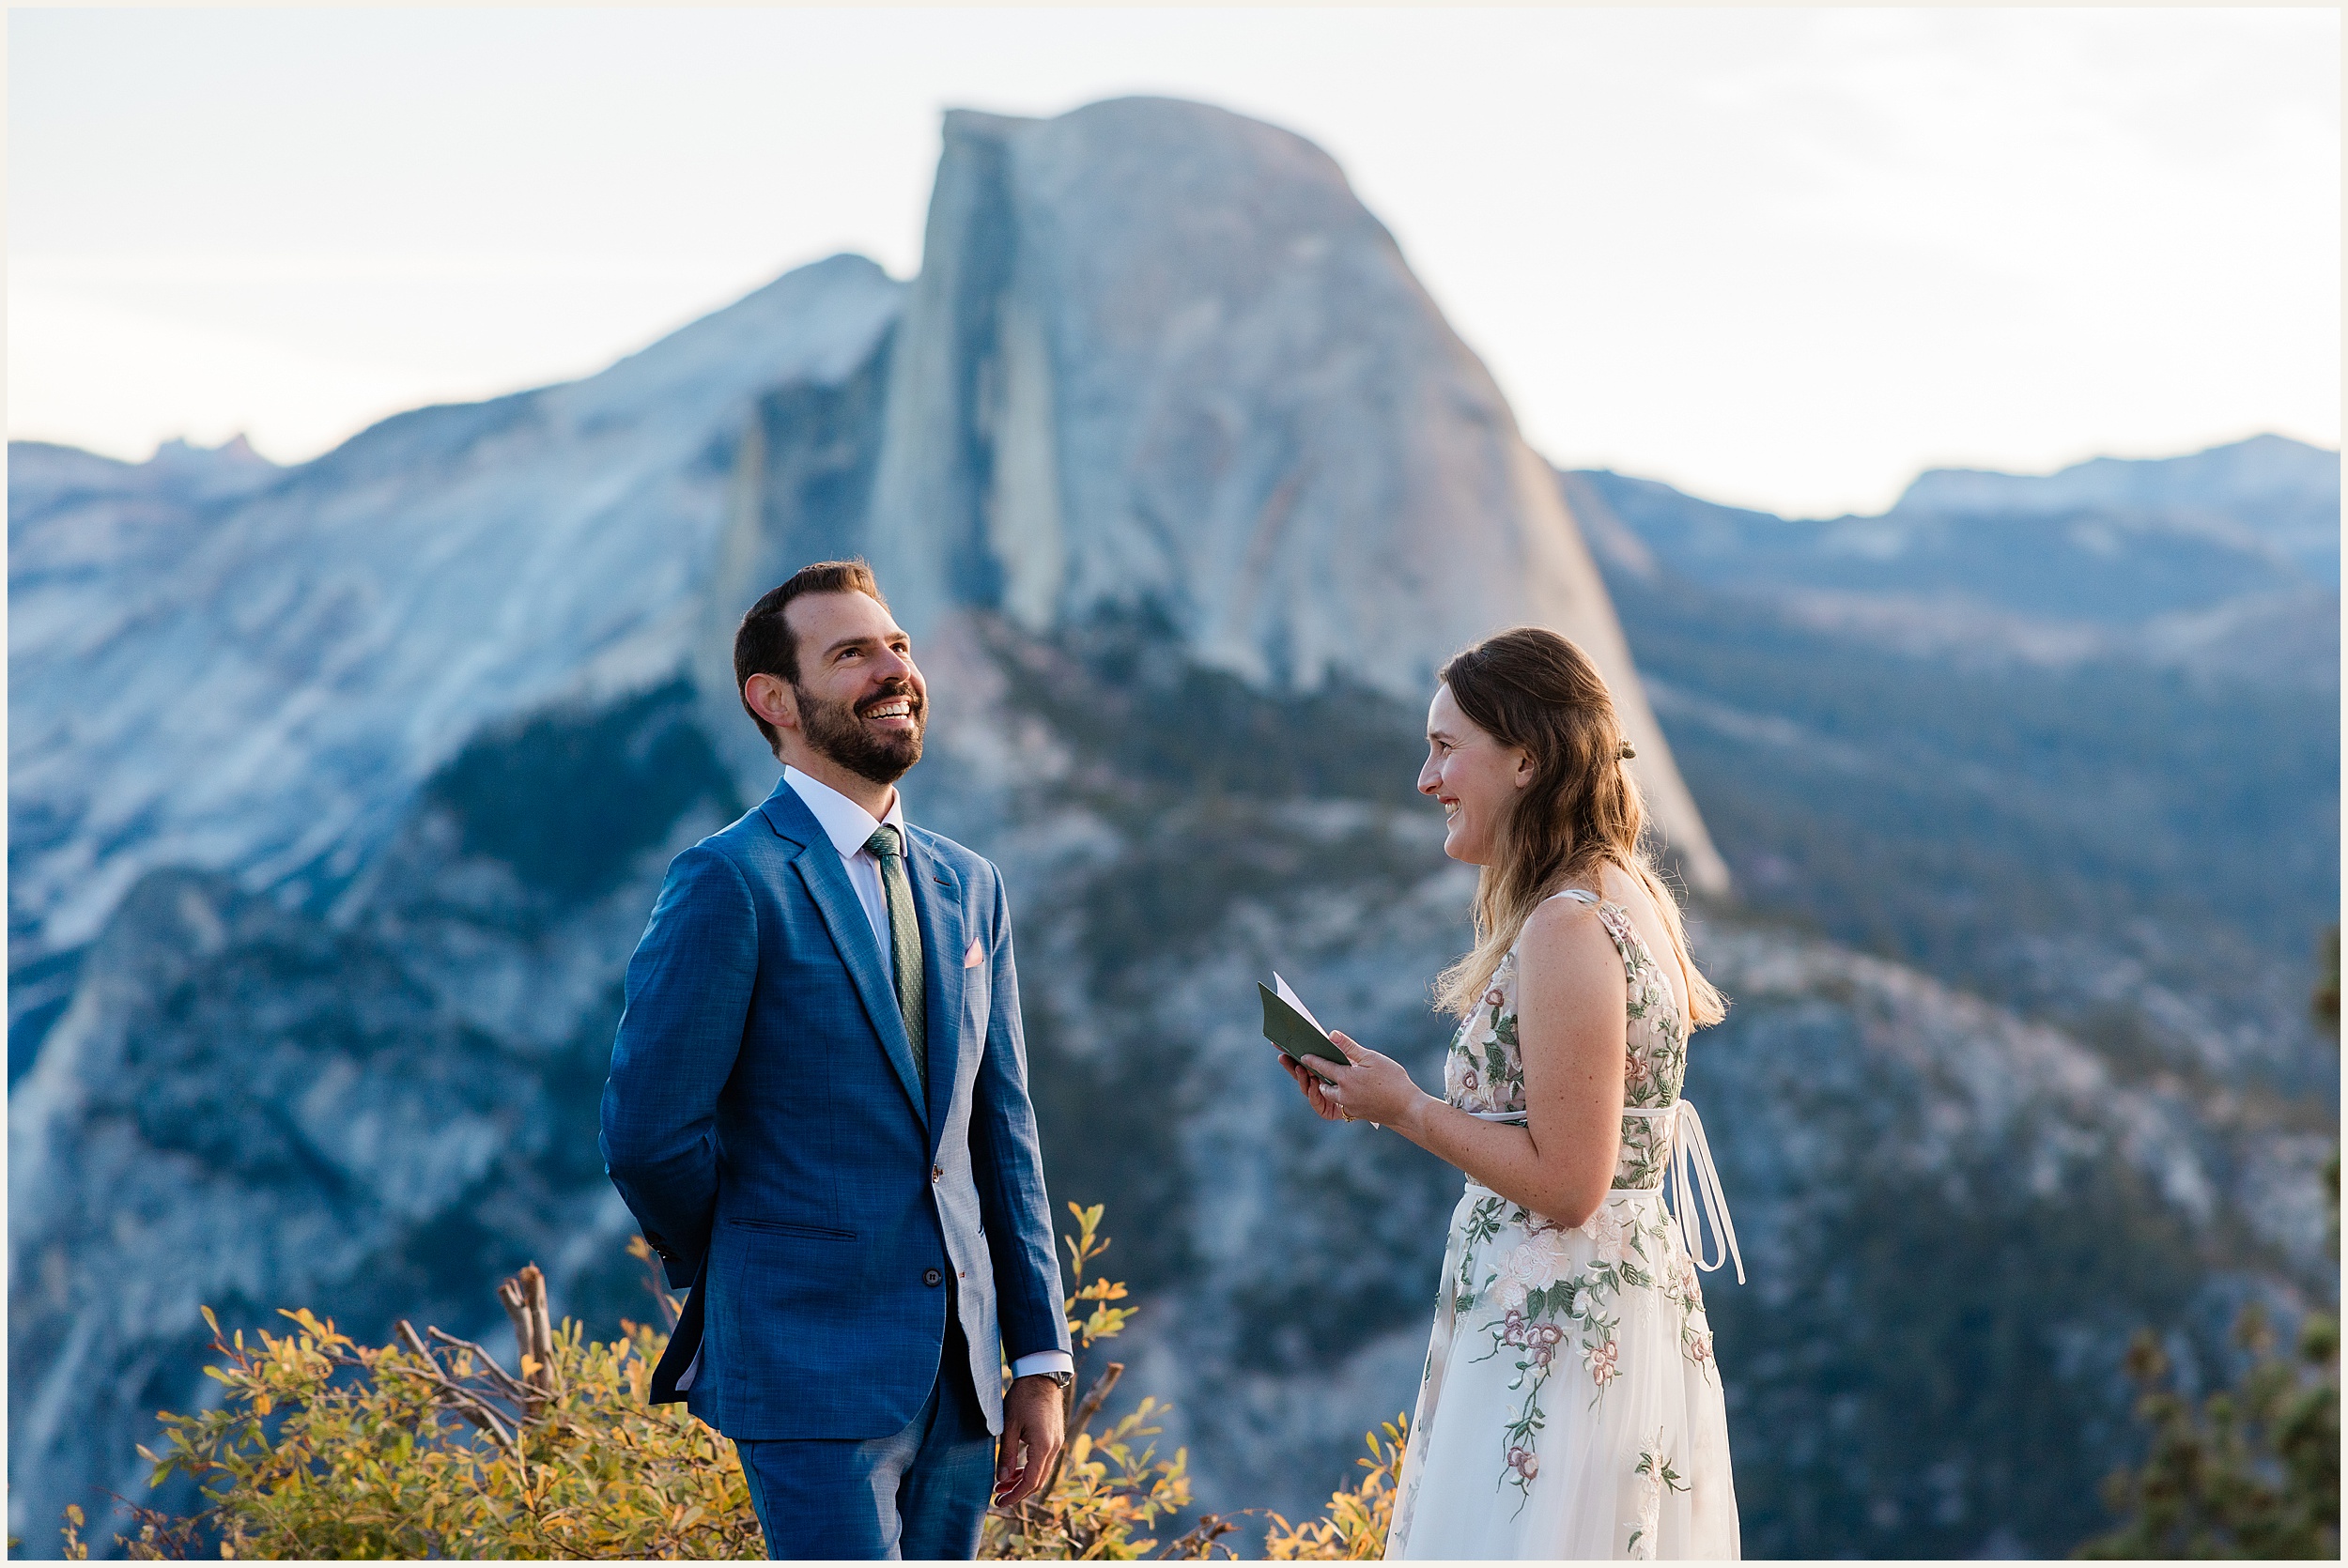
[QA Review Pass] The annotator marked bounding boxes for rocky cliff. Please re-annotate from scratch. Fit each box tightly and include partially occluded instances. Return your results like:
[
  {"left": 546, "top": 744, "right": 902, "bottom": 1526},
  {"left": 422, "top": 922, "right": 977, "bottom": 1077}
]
[
  {"left": 8, "top": 255, "right": 904, "bottom": 1008},
  {"left": 850, "top": 99, "right": 1723, "bottom": 890}
]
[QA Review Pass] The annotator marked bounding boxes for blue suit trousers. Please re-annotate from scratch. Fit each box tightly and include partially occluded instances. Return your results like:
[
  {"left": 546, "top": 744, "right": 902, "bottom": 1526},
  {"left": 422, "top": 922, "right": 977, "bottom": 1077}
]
[{"left": 735, "top": 1315, "right": 996, "bottom": 1560}]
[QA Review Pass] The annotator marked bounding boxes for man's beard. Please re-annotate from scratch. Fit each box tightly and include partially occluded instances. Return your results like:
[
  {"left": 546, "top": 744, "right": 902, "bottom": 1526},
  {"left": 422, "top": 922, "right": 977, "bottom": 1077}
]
[{"left": 796, "top": 680, "right": 925, "bottom": 785}]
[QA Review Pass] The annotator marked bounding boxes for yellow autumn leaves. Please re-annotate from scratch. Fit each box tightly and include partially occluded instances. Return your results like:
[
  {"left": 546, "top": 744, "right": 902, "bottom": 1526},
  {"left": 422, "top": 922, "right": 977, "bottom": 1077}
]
[{"left": 66, "top": 1204, "right": 1402, "bottom": 1561}]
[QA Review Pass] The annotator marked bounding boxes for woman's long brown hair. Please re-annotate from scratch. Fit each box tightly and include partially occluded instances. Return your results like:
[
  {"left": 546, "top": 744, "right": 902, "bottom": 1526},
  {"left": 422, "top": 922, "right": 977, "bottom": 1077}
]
[{"left": 1431, "top": 627, "right": 1726, "bottom": 1027}]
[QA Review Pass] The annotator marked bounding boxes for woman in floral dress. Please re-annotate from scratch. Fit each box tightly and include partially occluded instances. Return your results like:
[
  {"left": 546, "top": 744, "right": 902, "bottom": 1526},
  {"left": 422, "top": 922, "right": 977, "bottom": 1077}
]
[{"left": 1277, "top": 627, "right": 1742, "bottom": 1560}]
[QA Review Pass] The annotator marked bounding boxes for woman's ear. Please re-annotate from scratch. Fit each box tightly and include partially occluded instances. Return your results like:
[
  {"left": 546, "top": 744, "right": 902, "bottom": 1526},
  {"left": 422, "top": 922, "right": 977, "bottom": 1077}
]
[{"left": 1513, "top": 748, "right": 1536, "bottom": 789}]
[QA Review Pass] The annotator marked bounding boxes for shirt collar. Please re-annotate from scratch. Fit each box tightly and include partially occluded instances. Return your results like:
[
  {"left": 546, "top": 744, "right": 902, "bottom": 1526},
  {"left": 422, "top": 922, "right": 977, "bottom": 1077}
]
[{"left": 782, "top": 765, "right": 906, "bottom": 859}]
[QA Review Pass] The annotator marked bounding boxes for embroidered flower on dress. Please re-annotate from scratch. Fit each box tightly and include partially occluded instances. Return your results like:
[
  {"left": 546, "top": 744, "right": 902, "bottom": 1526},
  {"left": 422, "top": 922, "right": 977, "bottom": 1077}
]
[
  {"left": 1502, "top": 1238, "right": 1561, "bottom": 1294},
  {"left": 1585, "top": 1337, "right": 1620, "bottom": 1386},
  {"left": 1580, "top": 1206, "right": 1628, "bottom": 1260},
  {"left": 1626, "top": 1432, "right": 1688, "bottom": 1560}
]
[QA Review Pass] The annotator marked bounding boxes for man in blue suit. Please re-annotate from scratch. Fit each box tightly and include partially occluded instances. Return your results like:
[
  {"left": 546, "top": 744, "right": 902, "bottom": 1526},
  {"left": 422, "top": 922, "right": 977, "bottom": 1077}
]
[{"left": 600, "top": 560, "right": 1071, "bottom": 1559}]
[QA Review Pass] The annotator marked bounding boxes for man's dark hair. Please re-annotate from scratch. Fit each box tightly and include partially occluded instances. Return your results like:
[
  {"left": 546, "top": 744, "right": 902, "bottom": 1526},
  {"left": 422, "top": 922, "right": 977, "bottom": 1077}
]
[{"left": 734, "top": 560, "right": 890, "bottom": 754}]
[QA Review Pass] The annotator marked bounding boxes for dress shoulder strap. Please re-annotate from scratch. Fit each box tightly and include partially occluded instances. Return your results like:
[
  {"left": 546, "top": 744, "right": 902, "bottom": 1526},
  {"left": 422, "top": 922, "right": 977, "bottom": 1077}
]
[{"left": 1544, "top": 888, "right": 1602, "bottom": 907}]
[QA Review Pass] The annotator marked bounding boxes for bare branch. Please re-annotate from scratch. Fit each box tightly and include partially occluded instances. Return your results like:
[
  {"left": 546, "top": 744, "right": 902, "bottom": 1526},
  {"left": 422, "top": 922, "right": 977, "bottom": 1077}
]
[
  {"left": 497, "top": 1266, "right": 557, "bottom": 1421},
  {"left": 1070, "top": 1361, "right": 1125, "bottom": 1445},
  {"left": 423, "top": 1327, "right": 535, "bottom": 1401}
]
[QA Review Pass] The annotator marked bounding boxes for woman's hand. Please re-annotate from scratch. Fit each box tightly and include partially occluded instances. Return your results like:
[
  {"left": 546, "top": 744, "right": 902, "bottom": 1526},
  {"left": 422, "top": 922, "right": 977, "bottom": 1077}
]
[
  {"left": 1277, "top": 1050, "right": 1350, "bottom": 1120},
  {"left": 1274, "top": 1033, "right": 1431, "bottom": 1135}
]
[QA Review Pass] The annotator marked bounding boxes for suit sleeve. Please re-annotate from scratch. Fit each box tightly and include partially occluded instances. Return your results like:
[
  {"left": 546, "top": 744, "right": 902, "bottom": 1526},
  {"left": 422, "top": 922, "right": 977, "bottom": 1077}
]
[
  {"left": 966, "top": 865, "right": 1074, "bottom": 1361},
  {"left": 599, "top": 842, "right": 757, "bottom": 1287}
]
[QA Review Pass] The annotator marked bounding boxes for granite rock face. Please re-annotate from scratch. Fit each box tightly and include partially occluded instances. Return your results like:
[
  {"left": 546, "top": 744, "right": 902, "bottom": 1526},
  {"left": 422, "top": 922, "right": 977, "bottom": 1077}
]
[{"left": 856, "top": 98, "right": 1725, "bottom": 890}]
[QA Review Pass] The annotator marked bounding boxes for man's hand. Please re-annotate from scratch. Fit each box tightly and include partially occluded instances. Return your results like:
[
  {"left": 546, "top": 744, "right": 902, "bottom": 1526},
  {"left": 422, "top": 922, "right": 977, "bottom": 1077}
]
[{"left": 994, "top": 1374, "right": 1067, "bottom": 1508}]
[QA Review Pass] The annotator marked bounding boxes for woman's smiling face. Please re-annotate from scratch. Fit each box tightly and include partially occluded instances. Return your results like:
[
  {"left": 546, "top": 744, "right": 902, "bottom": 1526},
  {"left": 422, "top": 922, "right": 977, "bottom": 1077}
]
[{"left": 1417, "top": 682, "right": 1533, "bottom": 865}]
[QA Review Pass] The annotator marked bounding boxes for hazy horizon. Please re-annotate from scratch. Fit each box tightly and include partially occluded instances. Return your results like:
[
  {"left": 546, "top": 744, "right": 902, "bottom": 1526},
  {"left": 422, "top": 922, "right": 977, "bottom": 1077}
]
[{"left": 9, "top": 7, "right": 2339, "bottom": 517}]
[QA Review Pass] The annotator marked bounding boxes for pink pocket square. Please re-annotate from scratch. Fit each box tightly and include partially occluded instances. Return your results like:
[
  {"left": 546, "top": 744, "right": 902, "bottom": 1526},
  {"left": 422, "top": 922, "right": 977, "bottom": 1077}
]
[{"left": 963, "top": 938, "right": 986, "bottom": 969}]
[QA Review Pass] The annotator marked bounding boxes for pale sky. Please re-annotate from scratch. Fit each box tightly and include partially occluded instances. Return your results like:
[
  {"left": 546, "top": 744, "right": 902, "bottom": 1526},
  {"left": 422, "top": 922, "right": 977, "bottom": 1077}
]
[{"left": 8, "top": 6, "right": 2339, "bottom": 518}]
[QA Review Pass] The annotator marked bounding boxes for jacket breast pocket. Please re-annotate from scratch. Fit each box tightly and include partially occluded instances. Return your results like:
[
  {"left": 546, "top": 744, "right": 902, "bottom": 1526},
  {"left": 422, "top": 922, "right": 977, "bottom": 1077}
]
[{"left": 962, "top": 954, "right": 993, "bottom": 1038}]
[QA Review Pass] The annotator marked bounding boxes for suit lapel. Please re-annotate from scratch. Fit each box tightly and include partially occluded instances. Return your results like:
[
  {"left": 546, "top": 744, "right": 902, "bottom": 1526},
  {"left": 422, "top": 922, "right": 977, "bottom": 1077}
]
[
  {"left": 764, "top": 787, "right": 928, "bottom": 1124},
  {"left": 906, "top": 831, "right": 966, "bottom": 1156}
]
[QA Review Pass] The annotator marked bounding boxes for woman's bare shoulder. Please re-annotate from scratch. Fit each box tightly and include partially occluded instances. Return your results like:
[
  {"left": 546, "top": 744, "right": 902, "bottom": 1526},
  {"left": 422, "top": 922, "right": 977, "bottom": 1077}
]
[{"left": 1517, "top": 890, "right": 1623, "bottom": 984}]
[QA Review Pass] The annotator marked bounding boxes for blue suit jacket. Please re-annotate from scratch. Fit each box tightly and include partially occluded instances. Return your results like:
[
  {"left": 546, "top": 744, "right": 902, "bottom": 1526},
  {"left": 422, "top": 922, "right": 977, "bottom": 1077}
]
[{"left": 598, "top": 779, "right": 1069, "bottom": 1439}]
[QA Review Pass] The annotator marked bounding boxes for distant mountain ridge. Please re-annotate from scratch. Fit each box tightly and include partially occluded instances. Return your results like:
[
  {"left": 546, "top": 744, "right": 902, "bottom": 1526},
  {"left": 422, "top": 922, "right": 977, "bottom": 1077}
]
[
  {"left": 1897, "top": 432, "right": 2340, "bottom": 580},
  {"left": 1560, "top": 451, "right": 2336, "bottom": 1170},
  {"left": 1567, "top": 434, "right": 2339, "bottom": 685},
  {"left": 8, "top": 256, "right": 904, "bottom": 994}
]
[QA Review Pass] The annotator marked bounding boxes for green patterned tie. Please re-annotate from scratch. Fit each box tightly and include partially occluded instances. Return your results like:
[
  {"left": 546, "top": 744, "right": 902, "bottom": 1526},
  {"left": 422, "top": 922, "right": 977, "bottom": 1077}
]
[{"left": 865, "top": 825, "right": 926, "bottom": 1093}]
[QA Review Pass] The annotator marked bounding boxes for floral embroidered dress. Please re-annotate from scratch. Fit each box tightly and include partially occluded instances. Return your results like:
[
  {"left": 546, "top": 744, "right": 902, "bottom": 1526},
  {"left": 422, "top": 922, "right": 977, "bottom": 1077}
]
[{"left": 1385, "top": 889, "right": 1743, "bottom": 1561}]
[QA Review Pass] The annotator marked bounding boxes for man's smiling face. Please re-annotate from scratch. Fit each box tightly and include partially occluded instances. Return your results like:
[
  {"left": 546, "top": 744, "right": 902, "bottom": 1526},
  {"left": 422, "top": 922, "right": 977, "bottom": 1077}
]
[{"left": 778, "top": 590, "right": 928, "bottom": 784}]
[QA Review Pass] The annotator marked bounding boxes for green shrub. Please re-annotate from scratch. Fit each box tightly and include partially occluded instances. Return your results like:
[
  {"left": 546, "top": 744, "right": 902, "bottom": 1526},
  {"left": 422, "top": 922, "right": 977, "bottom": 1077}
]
[{"left": 2076, "top": 1305, "right": 2339, "bottom": 1560}]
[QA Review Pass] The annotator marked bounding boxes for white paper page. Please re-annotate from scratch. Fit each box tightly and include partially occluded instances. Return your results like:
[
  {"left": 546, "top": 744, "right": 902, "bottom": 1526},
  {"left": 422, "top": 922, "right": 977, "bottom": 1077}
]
[{"left": 1272, "top": 972, "right": 1329, "bottom": 1038}]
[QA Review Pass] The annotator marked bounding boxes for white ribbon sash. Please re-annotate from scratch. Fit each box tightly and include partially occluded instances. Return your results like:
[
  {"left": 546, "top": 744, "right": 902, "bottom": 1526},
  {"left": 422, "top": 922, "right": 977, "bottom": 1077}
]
[
  {"left": 1471, "top": 1100, "right": 1744, "bottom": 1283},
  {"left": 1623, "top": 1099, "right": 1744, "bottom": 1284}
]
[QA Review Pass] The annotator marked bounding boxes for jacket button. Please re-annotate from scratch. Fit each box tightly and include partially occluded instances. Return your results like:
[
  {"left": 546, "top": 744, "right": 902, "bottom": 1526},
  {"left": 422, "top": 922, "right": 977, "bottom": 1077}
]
[{"left": 923, "top": 1268, "right": 943, "bottom": 1287}]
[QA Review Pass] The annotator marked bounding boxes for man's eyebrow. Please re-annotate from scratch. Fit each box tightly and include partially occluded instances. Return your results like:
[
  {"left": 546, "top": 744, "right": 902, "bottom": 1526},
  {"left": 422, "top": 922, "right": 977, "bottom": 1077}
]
[{"left": 820, "top": 631, "right": 908, "bottom": 658}]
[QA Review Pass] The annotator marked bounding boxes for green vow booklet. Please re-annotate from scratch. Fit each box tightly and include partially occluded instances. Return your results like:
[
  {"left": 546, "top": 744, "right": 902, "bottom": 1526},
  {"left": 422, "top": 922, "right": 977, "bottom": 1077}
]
[{"left": 1259, "top": 973, "right": 1348, "bottom": 1077}]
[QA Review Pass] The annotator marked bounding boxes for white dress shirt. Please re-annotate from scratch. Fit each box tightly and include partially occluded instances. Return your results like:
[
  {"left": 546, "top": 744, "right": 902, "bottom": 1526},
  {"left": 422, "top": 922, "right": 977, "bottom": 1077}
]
[
  {"left": 784, "top": 765, "right": 907, "bottom": 969},
  {"left": 780, "top": 768, "right": 1074, "bottom": 1386}
]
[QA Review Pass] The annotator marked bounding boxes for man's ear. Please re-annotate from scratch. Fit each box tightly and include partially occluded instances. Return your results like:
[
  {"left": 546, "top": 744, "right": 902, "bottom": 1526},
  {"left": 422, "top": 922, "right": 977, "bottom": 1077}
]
[{"left": 745, "top": 673, "right": 799, "bottom": 735}]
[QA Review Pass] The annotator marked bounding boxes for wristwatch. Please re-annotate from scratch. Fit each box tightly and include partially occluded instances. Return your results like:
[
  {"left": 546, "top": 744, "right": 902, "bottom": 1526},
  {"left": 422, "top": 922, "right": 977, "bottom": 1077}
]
[{"left": 1024, "top": 1368, "right": 1074, "bottom": 1391}]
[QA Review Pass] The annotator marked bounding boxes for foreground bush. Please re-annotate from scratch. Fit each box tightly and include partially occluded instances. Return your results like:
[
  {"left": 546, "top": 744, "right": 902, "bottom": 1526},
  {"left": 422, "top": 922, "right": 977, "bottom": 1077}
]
[
  {"left": 1260, "top": 1419, "right": 1407, "bottom": 1560},
  {"left": 2077, "top": 928, "right": 2342, "bottom": 1560},
  {"left": 65, "top": 1205, "right": 1398, "bottom": 1560},
  {"left": 65, "top": 1258, "right": 759, "bottom": 1560},
  {"left": 2075, "top": 1304, "right": 2339, "bottom": 1560}
]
